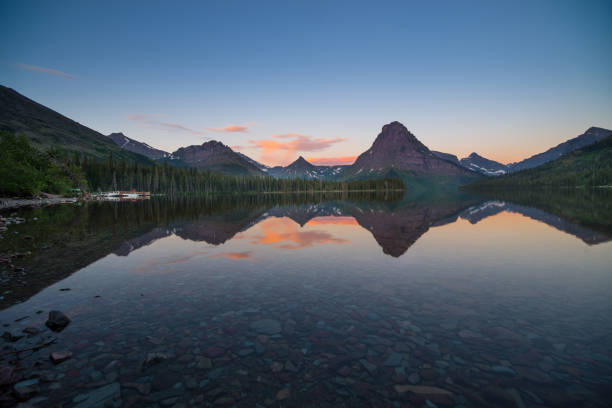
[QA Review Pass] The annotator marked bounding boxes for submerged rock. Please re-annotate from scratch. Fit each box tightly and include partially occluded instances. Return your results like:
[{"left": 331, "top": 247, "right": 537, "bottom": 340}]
[
  {"left": 72, "top": 382, "right": 120, "bottom": 408},
  {"left": 141, "top": 352, "right": 167, "bottom": 371}
]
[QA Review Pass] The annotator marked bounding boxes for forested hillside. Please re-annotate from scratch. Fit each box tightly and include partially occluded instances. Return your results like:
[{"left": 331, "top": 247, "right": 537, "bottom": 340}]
[
  {"left": 0, "top": 131, "right": 404, "bottom": 197},
  {"left": 464, "top": 136, "right": 612, "bottom": 190}
]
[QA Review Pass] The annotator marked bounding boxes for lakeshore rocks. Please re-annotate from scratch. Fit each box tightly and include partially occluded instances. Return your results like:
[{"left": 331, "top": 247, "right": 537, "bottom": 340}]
[{"left": 45, "top": 311, "right": 70, "bottom": 331}]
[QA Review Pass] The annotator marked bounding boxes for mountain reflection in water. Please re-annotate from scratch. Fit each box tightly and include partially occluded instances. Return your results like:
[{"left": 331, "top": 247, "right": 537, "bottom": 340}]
[
  {"left": 1, "top": 190, "right": 610, "bottom": 308},
  {"left": 1, "top": 191, "right": 612, "bottom": 407}
]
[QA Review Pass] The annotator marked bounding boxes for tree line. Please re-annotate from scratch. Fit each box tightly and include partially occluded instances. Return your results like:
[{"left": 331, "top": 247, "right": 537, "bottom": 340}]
[{"left": 0, "top": 132, "right": 405, "bottom": 197}]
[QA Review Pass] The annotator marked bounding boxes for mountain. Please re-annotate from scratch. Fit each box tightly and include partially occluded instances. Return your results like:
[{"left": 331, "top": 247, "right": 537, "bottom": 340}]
[
  {"left": 432, "top": 151, "right": 460, "bottom": 166},
  {"left": 236, "top": 152, "right": 270, "bottom": 172},
  {"left": 172, "top": 141, "right": 265, "bottom": 176},
  {"left": 108, "top": 132, "right": 170, "bottom": 160},
  {"left": 460, "top": 152, "right": 508, "bottom": 176},
  {"left": 342, "top": 121, "right": 479, "bottom": 185},
  {"left": 508, "top": 127, "right": 612, "bottom": 172},
  {"left": 465, "top": 135, "right": 612, "bottom": 189},
  {"left": 267, "top": 156, "right": 346, "bottom": 179},
  {"left": 0, "top": 85, "right": 151, "bottom": 164}
]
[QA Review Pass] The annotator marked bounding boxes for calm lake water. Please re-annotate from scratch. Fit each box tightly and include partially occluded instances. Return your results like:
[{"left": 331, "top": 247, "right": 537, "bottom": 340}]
[{"left": 1, "top": 191, "right": 611, "bottom": 407}]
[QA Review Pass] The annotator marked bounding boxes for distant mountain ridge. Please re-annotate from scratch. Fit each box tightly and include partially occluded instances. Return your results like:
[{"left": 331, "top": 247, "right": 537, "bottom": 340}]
[
  {"left": 108, "top": 132, "right": 170, "bottom": 160},
  {"left": 4, "top": 85, "right": 609, "bottom": 184},
  {"left": 460, "top": 153, "right": 508, "bottom": 176}
]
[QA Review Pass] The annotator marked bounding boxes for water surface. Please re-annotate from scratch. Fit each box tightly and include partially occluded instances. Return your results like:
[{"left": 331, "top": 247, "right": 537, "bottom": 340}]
[{"left": 1, "top": 191, "right": 611, "bottom": 407}]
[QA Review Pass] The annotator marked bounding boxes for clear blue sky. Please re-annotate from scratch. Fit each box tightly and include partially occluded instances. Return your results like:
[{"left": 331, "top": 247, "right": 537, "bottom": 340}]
[{"left": 1, "top": 0, "right": 611, "bottom": 165}]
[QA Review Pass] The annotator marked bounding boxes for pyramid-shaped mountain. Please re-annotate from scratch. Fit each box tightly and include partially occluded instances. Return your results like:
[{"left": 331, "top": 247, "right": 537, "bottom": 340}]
[
  {"left": 269, "top": 156, "right": 347, "bottom": 179},
  {"left": 343, "top": 121, "right": 477, "bottom": 180}
]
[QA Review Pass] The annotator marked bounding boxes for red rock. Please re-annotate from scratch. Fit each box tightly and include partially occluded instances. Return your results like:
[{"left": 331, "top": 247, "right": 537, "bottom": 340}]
[
  {"left": 0, "top": 366, "right": 14, "bottom": 387},
  {"left": 50, "top": 351, "right": 73, "bottom": 364}
]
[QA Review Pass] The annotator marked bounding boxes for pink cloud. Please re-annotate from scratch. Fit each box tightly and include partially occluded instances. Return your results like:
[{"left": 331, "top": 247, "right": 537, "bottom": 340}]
[
  {"left": 248, "top": 133, "right": 348, "bottom": 165},
  {"left": 16, "top": 63, "right": 74, "bottom": 79},
  {"left": 207, "top": 124, "right": 250, "bottom": 133}
]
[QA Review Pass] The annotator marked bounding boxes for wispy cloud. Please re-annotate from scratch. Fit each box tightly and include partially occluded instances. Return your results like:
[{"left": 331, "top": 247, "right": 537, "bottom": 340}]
[
  {"left": 248, "top": 133, "right": 347, "bottom": 165},
  {"left": 16, "top": 63, "right": 74, "bottom": 79},
  {"left": 206, "top": 124, "right": 250, "bottom": 133},
  {"left": 306, "top": 155, "right": 357, "bottom": 166},
  {"left": 128, "top": 113, "right": 206, "bottom": 135}
]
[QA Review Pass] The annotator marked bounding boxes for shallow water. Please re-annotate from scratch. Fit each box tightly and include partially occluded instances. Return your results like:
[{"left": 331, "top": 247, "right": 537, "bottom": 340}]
[{"left": 1, "top": 192, "right": 611, "bottom": 407}]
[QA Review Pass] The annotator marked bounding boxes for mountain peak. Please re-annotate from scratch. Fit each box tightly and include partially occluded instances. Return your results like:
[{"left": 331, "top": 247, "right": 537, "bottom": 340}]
[
  {"left": 201, "top": 140, "right": 227, "bottom": 148},
  {"left": 288, "top": 156, "right": 314, "bottom": 169},
  {"left": 347, "top": 121, "right": 476, "bottom": 177}
]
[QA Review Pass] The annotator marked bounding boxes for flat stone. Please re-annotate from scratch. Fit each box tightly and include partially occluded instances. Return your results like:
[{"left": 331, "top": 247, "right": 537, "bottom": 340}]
[
  {"left": 383, "top": 352, "right": 403, "bottom": 367},
  {"left": 359, "top": 359, "right": 377, "bottom": 375},
  {"left": 394, "top": 385, "right": 454, "bottom": 405},
  {"left": 250, "top": 319, "right": 281, "bottom": 334},
  {"left": 196, "top": 357, "right": 212, "bottom": 369},
  {"left": 22, "top": 327, "right": 40, "bottom": 336},
  {"left": 491, "top": 365, "right": 516, "bottom": 376},
  {"left": 50, "top": 351, "right": 73, "bottom": 364},
  {"left": 276, "top": 388, "right": 290, "bottom": 400},
  {"left": 73, "top": 382, "right": 120, "bottom": 408}
]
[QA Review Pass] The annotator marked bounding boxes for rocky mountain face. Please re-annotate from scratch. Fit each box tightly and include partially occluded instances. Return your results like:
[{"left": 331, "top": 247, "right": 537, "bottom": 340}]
[
  {"left": 508, "top": 127, "right": 612, "bottom": 172},
  {"left": 432, "top": 151, "right": 460, "bottom": 166},
  {"left": 172, "top": 141, "right": 264, "bottom": 176},
  {"left": 267, "top": 156, "right": 346, "bottom": 180},
  {"left": 343, "top": 121, "right": 476, "bottom": 179},
  {"left": 460, "top": 153, "right": 508, "bottom": 176},
  {"left": 108, "top": 132, "right": 170, "bottom": 160},
  {"left": 0, "top": 86, "right": 151, "bottom": 164}
]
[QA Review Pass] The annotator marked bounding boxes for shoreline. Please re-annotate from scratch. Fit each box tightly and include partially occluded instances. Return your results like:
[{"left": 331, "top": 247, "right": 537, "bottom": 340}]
[{"left": 0, "top": 196, "right": 79, "bottom": 210}]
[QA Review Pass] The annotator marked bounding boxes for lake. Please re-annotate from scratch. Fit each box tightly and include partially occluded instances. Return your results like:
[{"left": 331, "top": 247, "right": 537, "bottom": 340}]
[{"left": 1, "top": 191, "right": 611, "bottom": 407}]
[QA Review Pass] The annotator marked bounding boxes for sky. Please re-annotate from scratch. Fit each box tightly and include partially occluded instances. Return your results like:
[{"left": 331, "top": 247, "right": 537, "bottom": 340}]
[{"left": 1, "top": 0, "right": 611, "bottom": 166}]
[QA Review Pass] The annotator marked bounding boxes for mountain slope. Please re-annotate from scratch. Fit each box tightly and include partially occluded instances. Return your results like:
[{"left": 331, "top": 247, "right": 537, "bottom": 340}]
[
  {"left": 172, "top": 141, "right": 265, "bottom": 176},
  {"left": 460, "top": 152, "right": 508, "bottom": 176},
  {"left": 508, "top": 127, "right": 612, "bottom": 172},
  {"left": 432, "top": 151, "right": 460, "bottom": 166},
  {"left": 108, "top": 132, "right": 170, "bottom": 160},
  {"left": 465, "top": 135, "right": 612, "bottom": 189},
  {"left": 0, "top": 85, "right": 152, "bottom": 164},
  {"left": 341, "top": 122, "right": 479, "bottom": 186},
  {"left": 236, "top": 152, "right": 270, "bottom": 172}
]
